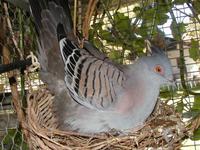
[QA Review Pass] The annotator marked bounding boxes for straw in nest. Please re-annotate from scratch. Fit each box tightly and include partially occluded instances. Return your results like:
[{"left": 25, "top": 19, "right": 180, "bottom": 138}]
[{"left": 25, "top": 89, "right": 189, "bottom": 149}]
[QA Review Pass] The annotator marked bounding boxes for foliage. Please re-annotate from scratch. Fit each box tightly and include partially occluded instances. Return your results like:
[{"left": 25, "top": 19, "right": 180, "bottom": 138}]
[
  {"left": 189, "top": 95, "right": 200, "bottom": 141},
  {"left": 170, "top": 22, "right": 186, "bottom": 40},
  {"left": 1, "top": 128, "right": 28, "bottom": 150},
  {"left": 191, "top": 0, "right": 200, "bottom": 14},
  {"left": 90, "top": 0, "right": 200, "bottom": 130},
  {"left": 91, "top": 1, "right": 169, "bottom": 62},
  {"left": 89, "top": 0, "right": 199, "bottom": 63},
  {"left": 91, "top": 2, "right": 200, "bottom": 137},
  {"left": 189, "top": 39, "right": 200, "bottom": 61},
  {"left": 192, "top": 127, "right": 200, "bottom": 141},
  {"left": 1, "top": 0, "right": 200, "bottom": 145}
]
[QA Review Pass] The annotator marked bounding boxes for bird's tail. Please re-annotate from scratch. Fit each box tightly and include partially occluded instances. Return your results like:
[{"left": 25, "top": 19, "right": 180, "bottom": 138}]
[
  {"left": 28, "top": 0, "right": 74, "bottom": 93},
  {"left": 29, "top": 0, "right": 75, "bottom": 128},
  {"left": 29, "top": 0, "right": 73, "bottom": 36}
]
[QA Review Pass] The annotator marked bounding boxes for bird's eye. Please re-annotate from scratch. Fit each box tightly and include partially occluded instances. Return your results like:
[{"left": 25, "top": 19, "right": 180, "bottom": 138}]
[{"left": 154, "top": 65, "right": 164, "bottom": 75}]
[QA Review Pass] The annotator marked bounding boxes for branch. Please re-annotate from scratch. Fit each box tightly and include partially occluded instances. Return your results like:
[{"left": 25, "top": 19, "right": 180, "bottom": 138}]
[
  {"left": 186, "top": 2, "right": 200, "bottom": 24},
  {"left": 100, "top": 0, "right": 139, "bottom": 59},
  {"left": 82, "top": 0, "right": 99, "bottom": 39},
  {"left": 0, "top": 58, "right": 32, "bottom": 74},
  {"left": 2, "top": 32, "right": 29, "bottom": 141},
  {"left": 1, "top": 3, "right": 29, "bottom": 140},
  {"left": 3, "top": 2, "right": 24, "bottom": 60}
]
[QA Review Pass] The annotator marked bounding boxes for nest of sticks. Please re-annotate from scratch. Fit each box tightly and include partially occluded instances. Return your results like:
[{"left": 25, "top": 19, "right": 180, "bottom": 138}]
[{"left": 25, "top": 88, "right": 189, "bottom": 149}]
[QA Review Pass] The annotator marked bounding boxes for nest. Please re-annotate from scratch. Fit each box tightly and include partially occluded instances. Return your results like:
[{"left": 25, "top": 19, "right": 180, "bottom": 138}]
[{"left": 25, "top": 89, "right": 189, "bottom": 149}]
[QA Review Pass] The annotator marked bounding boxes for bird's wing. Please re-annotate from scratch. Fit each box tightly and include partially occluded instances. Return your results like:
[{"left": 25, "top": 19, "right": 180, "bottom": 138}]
[
  {"left": 58, "top": 24, "right": 125, "bottom": 110},
  {"left": 29, "top": 0, "right": 126, "bottom": 110}
]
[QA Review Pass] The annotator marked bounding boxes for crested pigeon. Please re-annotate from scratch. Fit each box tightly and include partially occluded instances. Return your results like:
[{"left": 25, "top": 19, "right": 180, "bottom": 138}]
[{"left": 29, "top": 0, "right": 174, "bottom": 134}]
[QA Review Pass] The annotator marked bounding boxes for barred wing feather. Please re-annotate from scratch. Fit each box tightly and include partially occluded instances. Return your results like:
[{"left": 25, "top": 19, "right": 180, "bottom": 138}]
[
  {"left": 29, "top": 0, "right": 126, "bottom": 110},
  {"left": 59, "top": 35, "right": 125, "bottom": 110}
]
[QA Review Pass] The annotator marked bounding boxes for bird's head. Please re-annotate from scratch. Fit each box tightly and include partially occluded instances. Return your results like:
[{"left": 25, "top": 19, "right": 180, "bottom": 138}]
[{"left": 137, "top": 45, "right": 174, "bottom": 86}]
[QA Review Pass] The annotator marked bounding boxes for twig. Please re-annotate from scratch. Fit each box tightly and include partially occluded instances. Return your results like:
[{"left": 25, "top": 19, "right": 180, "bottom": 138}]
[
  {"left": 149, "top": 1, "right": 158, "bottom": 39},
  {"left": 18, "top": 8, "right": 26, "bottom": 107},
  {"left": 114, "top": 0, "right": 121, "bottom": 13},
  {"left": 186, "top": 2, "right": 200, "bottom": 24},
  {"left": 82, "top": 0, "right": 93, "bottom": 38},
  {"left": 173, "top": 6, "right": 193, "bottom": 18},
  {"left": 0, "top": 58, "right": 32, "bottom": 74},
  {"left": 88, "top": 0, "right": 99, "bottom": 30},
  {"left": 100, "top": 0, "right": 138, "bottom": 60},
  {"left": 82, "top": 0, "right": 99, "bottom": 39},
  {"left": 2, "top": 35, "right": 29, "bottom": 140},
  {"left": 188, "top": 115, "right": 200, "bottom": 133},
  {"left": 73, "top": 0, "right": 77, "bottom": 36},
  {"left": 3, "top": 2, "right": 24, "bottom": 60},
  {"left": 27, "top": 87, "right": 187, "bottom": 149}
]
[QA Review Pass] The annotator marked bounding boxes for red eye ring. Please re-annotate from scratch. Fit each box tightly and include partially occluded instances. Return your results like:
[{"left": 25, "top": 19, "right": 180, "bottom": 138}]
[{"left": 154, "top": 65, "right": 164, "bottom": 75}]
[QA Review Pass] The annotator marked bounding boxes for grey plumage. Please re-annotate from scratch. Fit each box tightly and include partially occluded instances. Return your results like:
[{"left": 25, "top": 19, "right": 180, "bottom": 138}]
[
  {"left": 29, "top": 0, "right": 174, "bottom": 134},
  {"left": 5, "top": 0, "right": 30, "bottom": 11}
]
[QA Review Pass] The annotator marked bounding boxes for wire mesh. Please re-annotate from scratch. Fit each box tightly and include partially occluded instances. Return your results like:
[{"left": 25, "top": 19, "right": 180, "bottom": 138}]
[
  {"left": 0, "top": 1, "right": 42, "bottom": 149},
  {"left": 0, "top": 0, "right": 200, "bottom": 149},
  {"left": 88, "top": 1, "right": 200, "bottom": 149},
  {"left": 0, "top": 73, "right": 43, "bottom": 150}
]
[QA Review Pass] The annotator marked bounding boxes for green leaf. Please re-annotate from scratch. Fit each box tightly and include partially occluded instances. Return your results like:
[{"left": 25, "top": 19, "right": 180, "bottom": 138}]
[
  {"left": 2, "top": 129, "right": 16, "bottom": 149},
  {"left": 131, "top": 38, "right": 145, "bottom": 53},
  {"left": 183, "top": 111, "right": 200, "bottom": 119},
  {"left": 193, "top": 1, "right": 200, "bottom": 14},
  {"left": 136, "top": 25, "right": 149, "bottom": 37},
  {"left": 170, "top": 22, "right": 186, "bottom": 40},
  {"left": 91, "top": 22, "right": 103, "bottom": 28},
  {"left": 192, "top": 96, "right": 200, "bottom": 110},
  {"left": 108, "top": 50, "right": 122, "bottom": 63},
  {"left": 185, "top": 96, "right": 200, "bottom": 118},
  {"left": 176, "top": 100, "right": 184, "bottom": 113},
  {"left": 93, "top": 38, "right": 104, "bottom": 50},
  {"left": 113, "top": 12, "right": 131, "bottom": 34},
  {"left": 159, "top": 87, "right": 180, "bottom": 100},
  {"left": 157, "top": 4, "right": 171, "bottom": 13},
  {"left": 189, "top": 39, "right": 200, "bottom": 61},
  {"left": 177, "top": 22, "right": 186, "bottom": 34},
  {"left": 156, "top": 13, "right": 169, "bottom": 25},
  {"left": 191, "top": 127, "right": 200, "bottom": 141},
  {"left": 100, "top": 30, "right": 114, "bottom": 43},
  {"left": 143, "top": 8, "right": 155, "bottom": 21},
  {"left": 2, "top": 129, "right": 28, "bottom": 149}
]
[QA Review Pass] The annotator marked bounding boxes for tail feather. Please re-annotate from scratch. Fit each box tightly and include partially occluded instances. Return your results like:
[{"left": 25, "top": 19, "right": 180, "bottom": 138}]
[
  {"left": 29, "top": 0, "right": 46, "bottom": 31},
  {"left": 29, "top": 0, "right": 73, "bottom": 36},
  {"left": 29, "top": 0, "right": 74, "bottom": 94},
  {"left": 29, "top": 0, "right": 79, "bottom": 129}
]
